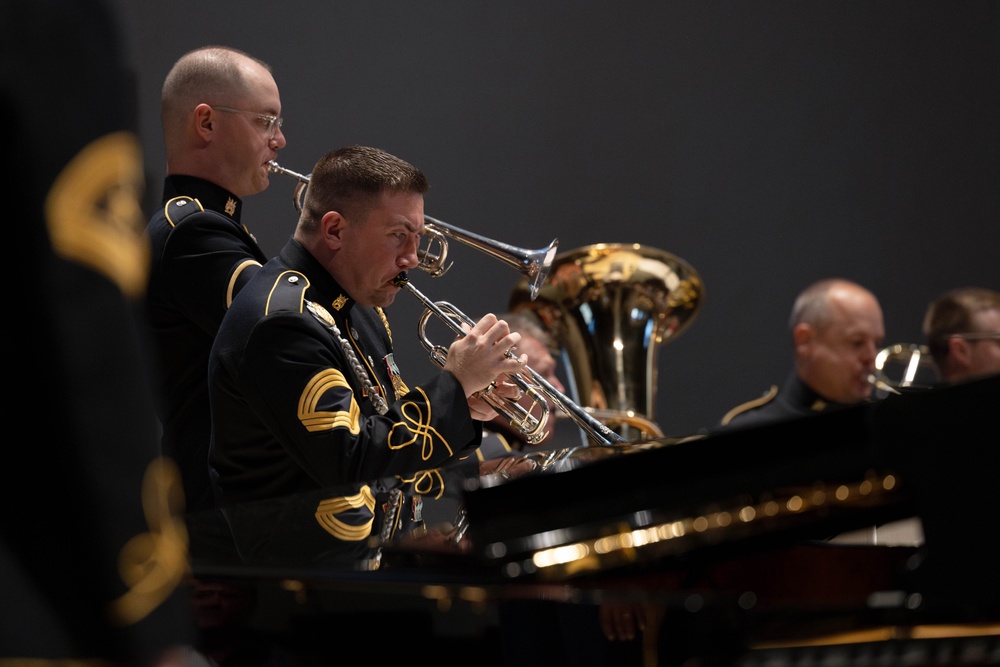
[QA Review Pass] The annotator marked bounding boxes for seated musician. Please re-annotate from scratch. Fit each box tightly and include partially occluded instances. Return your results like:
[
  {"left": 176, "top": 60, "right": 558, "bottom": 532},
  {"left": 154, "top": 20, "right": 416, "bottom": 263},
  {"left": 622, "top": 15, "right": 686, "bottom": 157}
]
[
  {"left": 719, "top": 278, "right": 886, "bottom": 429},
  {"left": 922, "top": 286, "right": 1000, "bottom": 385},
  {"left": 718, "top": 278, "right": 924, "bottom": 547}
]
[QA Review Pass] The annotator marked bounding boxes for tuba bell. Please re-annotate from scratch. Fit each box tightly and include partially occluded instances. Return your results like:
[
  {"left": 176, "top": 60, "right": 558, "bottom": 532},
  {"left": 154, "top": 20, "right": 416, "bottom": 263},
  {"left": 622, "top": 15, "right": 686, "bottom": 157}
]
[{"left": 509, "top": 243, "right": 703, "bottom": 442}]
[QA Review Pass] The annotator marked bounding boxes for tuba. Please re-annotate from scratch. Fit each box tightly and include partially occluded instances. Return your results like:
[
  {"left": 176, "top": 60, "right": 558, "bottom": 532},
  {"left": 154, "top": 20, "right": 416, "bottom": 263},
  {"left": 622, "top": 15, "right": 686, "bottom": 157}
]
[{"left": 510, "top": 243, "right": 703, "bottom": 442}]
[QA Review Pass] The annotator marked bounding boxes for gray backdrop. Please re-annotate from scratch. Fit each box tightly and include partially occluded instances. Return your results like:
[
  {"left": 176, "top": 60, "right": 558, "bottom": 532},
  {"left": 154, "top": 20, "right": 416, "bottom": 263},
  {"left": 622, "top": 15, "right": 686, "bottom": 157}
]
[{"left": 112, "top": 1, "right": 999, "bottom": 437}]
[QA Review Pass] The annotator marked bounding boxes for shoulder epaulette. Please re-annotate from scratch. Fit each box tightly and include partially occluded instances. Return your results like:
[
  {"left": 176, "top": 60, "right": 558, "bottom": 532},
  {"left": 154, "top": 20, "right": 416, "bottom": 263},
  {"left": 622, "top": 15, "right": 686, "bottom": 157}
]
[
  {"left": 721, "top": 384, "right": 778, "bottom": 426},
  {"left": 265, "top": 271, "right": 311, "bottom": 315},
  {"left": 163, "top": 196, "right": 204, "bottom": 228}
]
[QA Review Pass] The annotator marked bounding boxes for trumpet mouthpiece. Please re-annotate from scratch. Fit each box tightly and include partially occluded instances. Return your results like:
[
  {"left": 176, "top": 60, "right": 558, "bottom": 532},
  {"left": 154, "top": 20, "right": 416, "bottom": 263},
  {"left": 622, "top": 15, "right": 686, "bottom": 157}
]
[{"left": 393, "top": 272, "right": 409, "bottom": 287}]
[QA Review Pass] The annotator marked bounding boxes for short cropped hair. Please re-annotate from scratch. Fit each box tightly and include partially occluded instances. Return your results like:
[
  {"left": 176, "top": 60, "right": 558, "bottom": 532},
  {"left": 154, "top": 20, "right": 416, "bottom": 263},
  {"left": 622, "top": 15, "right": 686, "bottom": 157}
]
[
  {"left": 923, "top": 287, "right": 1000, "bottom": 366},
  {"left": 300, "top": 145, "right": 429, "bottom": 228}
]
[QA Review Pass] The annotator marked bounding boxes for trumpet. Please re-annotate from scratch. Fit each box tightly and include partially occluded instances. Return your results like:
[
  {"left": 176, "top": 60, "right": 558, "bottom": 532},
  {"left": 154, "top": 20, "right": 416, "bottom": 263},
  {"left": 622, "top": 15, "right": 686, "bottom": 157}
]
[
  {"left": 393, "top": 272, "right": 629, "bottom": 447},
  {"left": 267, "top": 160, "right": 557, "bottom": 299},
  {"left": 870, "top": 342, "right": 937, "bottom": 396}
]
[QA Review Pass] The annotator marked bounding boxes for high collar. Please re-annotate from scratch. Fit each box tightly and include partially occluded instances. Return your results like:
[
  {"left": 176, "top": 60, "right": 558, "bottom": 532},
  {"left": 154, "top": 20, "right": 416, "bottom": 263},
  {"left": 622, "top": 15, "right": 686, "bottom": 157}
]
[
  {"left": 278, "top": 238, "right": 357, "bottom": 317},
  {"left": 162, "top": 175, "right": 243, "bottom": 223},
  {"left": 785, "top": 371, "right": 852, "bottom": 412}
]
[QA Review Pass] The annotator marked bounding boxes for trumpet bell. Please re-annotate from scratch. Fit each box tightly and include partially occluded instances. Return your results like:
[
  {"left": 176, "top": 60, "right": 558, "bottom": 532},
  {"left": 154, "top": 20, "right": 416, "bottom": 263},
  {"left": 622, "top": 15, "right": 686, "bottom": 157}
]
[
  {"left": 421, "top": 215, "right": 557, "bottom": 300},
  {"left": 510, "top": 243, "right": 703, "bottom": 441},
  {"left": 871, "top": 343, "right": 938, "bottom": 397}
]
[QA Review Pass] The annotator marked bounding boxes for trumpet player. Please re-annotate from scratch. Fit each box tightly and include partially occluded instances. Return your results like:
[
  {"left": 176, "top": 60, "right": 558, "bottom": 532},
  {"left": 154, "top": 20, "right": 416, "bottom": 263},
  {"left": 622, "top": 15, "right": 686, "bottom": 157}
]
[
  {"left": 207, "top": 145, "right": 528, "bottom": 565},
  {"left": 720, "top": 278, "right": 886, "bottom": 429}
]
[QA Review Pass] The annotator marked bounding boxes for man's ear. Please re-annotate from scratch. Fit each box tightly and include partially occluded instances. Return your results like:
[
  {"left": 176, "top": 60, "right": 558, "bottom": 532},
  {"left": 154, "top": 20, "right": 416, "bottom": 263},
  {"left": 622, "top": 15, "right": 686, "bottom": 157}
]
[
  {"left": 193, "top": 103, "right": 214, "bottom": 140},
  {"left": 321, "top": 211, "right": 347, "bottom": 249},
  {"left": 948, "top": 336, "right": 972, "bottom": 368},
  {"left": 792, "top": 322, "right": 813, "bottom": 348}
]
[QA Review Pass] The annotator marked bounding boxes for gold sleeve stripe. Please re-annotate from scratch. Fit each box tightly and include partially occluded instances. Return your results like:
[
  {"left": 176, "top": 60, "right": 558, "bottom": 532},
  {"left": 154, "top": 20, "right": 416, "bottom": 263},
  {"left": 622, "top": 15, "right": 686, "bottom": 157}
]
[
  {"left": 314, "top": 487, "right": 376, "bottom": 541},
  {"left": 45, "top": 132, "right": 150, "bottom": 299},
  {"left": 299, "top": 368, "right": 362, "bottom": 434},
  {"left": 226, "top": 259, "right": 263, "bottom": 307}
]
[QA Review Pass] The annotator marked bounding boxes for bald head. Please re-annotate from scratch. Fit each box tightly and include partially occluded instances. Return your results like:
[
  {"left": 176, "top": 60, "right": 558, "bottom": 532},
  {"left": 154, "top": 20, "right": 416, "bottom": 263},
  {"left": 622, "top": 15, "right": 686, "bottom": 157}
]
[
  {"left": 159, "top": 45, "right": 284, "bottom": 196},
  {"left": 791, "top": 278, "right": 885, "bottom": 404},
  {"left": 162, "top": 46, "right": 271, "bottom": 144}
]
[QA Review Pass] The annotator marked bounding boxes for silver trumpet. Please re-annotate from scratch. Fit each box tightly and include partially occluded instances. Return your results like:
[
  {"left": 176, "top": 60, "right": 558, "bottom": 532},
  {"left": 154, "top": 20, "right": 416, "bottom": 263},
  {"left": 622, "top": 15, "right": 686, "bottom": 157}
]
[
  {"left": 393, "top": 272, "right": 629, "bottom": 447},
  {"left": 267, "top": 160, "right": 557, "bottom": 299},
  {"left": 869, "top": 342, "right": 937, "bottom": 397}
]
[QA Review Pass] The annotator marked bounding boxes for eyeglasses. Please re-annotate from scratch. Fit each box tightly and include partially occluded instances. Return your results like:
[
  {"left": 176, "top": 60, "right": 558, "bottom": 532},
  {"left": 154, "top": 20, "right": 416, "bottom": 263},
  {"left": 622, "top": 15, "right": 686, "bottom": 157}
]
[
  {"left": 210, "top": 105, "right": 283, "bottom": 139},
  {"left": 950, "top": 332, "right": 1000, "bottom": 342}
]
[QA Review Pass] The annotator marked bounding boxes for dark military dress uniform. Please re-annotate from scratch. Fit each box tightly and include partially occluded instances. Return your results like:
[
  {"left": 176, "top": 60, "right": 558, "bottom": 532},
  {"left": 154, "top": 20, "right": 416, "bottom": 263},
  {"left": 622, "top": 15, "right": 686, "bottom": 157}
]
[
  {"left": 145, "top": 175, "right": 267, "bottom": 512},
  {"left": 4, "top": 0, "right": 194, "bottom": 660},
  {"left": 208, "top": 238, "right": 482, "bottom": 567},
  {"left": 719, "top": 371, "right": 851, "bottom": 430}
]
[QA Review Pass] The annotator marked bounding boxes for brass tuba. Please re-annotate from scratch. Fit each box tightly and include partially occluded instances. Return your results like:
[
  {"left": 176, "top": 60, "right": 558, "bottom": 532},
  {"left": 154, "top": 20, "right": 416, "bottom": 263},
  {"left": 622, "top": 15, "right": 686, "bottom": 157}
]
[{"left": 509, "top": 243, "right": 703, "bottom": 442}]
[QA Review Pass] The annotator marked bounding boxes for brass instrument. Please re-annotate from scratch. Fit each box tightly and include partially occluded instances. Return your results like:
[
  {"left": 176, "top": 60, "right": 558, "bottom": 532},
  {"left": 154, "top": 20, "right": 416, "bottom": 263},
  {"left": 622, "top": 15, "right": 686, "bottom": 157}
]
[
  {"left": 393, "top": 272, "right": 628, "bottom": 447},
  {"left": 267, "top": 160, "right": 311, "bottom": 211},
  {"left": 267, "top": 161, "right": 557, "bottom": 299},
  {"left": 510, "top": 243, "right": 703, "bottom": 442},
  {"left": 870, "top": 343, "right": 937, "bottom": 397}
]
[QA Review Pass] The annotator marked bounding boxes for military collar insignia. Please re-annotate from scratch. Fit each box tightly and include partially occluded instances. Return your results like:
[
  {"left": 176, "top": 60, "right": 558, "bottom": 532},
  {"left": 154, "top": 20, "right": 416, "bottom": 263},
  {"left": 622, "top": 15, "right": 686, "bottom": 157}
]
[
  {"left": 225, "top": 197, "right": 237, "bottom": 216},
  {"left": 332, "top": 294, "right": 349, "bottom": 311},
  {"left": 810, "top": 399, "right": 827, "bottom": 412}
]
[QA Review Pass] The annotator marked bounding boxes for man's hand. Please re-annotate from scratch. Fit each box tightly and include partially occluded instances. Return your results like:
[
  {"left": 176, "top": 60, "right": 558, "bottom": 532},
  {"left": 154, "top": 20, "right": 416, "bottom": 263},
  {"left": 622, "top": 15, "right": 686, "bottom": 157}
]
[
  {"left": 443, "top": 313, "right": 525, "bottom": 397},
  {"left": 478, "top": 455, "right": 538, "bottom": 481},
  {"left": 599, "top": 602, "right": 648, "bottom": 641},
  {"left": 467, "top": 378, "right": 523, "bottom": 420}
]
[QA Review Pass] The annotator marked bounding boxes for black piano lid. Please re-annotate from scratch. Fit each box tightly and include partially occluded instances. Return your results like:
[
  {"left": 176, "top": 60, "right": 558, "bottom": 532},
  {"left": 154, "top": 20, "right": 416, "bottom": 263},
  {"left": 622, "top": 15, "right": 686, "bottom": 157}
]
[{"left": 462, "top": 374, "right": 999, "bottom": 591}]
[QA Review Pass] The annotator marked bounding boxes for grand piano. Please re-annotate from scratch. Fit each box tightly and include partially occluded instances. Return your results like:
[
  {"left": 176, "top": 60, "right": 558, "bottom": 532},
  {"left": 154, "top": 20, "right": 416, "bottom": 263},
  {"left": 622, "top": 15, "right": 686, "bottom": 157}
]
[{"left": 187, "top": 374, "right": 1000, "bottom": 665}]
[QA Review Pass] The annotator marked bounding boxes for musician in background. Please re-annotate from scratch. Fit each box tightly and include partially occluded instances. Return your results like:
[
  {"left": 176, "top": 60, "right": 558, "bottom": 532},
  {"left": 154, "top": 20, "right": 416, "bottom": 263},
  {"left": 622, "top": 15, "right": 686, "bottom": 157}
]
[
  {"left": 208, "top": 145, "right": 527, "bottom": 566},
  {"left": 144, "top": 46, "right": 287, "bottom": 513},
  {"left": 420, "top": 310, "right": 571, "bottom": 530},
  {"left": 720, "top": 277, "right": 885, "bottom": 429},
  {"left": 3, "top": 0, "right": 197, "bottom": 662},
  {"left": 922, "top": 286, "right": 1000, "bottom": 384},
  {"left": 483, "top": 311, "right": 568, "bottom": 450}
]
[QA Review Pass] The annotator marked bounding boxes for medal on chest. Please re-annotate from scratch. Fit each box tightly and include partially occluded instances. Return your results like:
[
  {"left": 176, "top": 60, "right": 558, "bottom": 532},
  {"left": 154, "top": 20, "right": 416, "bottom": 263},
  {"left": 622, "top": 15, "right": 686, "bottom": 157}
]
[{"left": 383, "top": 353, "right": 409, "bottom": 400}]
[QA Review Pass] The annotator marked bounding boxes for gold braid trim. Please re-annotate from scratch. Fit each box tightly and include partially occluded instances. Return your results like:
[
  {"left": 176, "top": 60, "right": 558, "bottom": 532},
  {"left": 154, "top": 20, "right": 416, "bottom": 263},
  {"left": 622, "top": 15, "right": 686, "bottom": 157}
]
[
  {"left": 721, "top": 385, "right": 778, "bottom": 426},
  {"left": 375, "top": 306, "right": 392, "bottom": 344},
  {"left": 109, "top": 458, "right": 190, "bottom": 626}
]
